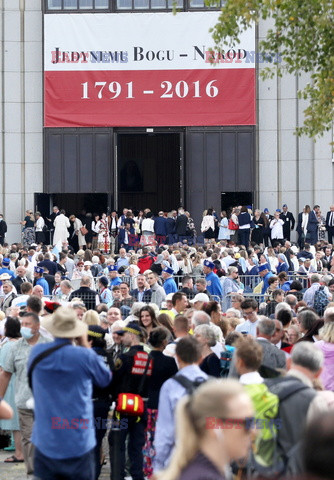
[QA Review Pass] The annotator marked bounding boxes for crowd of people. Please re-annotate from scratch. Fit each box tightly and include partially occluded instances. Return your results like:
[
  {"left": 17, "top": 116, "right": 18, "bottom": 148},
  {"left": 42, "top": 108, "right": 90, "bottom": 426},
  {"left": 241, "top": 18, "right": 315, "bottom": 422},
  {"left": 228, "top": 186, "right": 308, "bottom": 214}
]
[
  {"left": 7, "top": 203, "right": 334, "bottom": 254},
  {"left": 0, "top": 203, "right": 332, "bottom": 480}
]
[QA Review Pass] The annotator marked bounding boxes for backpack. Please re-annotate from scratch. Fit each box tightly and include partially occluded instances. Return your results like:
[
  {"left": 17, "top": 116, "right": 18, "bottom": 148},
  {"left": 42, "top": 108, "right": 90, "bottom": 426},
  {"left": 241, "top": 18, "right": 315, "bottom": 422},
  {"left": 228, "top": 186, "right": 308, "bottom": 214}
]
[
  {"left": 244, "top": 383, "right": 279, "bottom": 475},
  {"left": 251, "top": 377, "right": 311, "bottom": 478},
  {"left": 313, "top": 286, "right": 329, "bottom": 316},
  {"left": 220, "top": 345, "right": 234, "bottom": 378},
  {"left": 172, "top": 374, "right": 207, "bottom": 394}
]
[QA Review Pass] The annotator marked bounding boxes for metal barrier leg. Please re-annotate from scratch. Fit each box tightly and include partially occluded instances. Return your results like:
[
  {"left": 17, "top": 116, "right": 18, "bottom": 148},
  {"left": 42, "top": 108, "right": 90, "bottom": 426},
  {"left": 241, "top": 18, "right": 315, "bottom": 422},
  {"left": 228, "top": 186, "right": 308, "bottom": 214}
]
[{"left": 110, "top": 426, "right": 121, "bottom": 480}]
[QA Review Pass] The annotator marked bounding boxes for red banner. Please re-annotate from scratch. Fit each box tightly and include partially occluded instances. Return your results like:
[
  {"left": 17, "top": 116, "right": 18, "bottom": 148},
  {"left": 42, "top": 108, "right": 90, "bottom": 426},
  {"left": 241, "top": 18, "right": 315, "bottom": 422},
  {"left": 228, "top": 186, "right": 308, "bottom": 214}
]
[{"left": 44, "top": 69, "right": 255, "bottom": 127}]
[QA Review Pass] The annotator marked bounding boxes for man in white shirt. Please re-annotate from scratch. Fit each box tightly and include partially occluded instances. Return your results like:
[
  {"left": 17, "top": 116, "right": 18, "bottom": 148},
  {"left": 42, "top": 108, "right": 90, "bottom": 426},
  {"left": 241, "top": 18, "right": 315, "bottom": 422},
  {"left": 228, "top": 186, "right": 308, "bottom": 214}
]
[{"left": 235, "top": 298, "right": 259, "bottom": 337}]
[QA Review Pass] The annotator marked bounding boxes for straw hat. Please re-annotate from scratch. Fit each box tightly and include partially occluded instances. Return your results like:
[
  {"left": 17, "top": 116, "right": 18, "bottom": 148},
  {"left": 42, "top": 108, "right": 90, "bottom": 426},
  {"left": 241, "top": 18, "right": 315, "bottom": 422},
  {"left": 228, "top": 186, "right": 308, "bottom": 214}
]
[{"left": 43, "top": 307, "right": 87, "bottom": 338}]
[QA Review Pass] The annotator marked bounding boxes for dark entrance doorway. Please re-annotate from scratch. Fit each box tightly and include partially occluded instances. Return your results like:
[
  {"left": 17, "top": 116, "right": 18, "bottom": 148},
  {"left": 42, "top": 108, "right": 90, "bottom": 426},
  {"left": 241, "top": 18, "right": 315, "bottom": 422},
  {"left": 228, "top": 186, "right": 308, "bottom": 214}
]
[
  {"left": 221, "top": 192, "right": 253, "bottom": 215},
  {"left": 51, "top": 193, "right": 109, "bottom": 217},
  {"left": 117, "top": 133, "right": 181, "bottom": 213}
]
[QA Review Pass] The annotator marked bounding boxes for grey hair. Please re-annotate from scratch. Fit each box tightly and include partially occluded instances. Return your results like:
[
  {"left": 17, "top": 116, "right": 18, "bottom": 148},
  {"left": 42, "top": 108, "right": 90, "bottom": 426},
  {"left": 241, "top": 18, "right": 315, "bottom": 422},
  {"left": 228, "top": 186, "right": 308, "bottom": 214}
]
[
  {"left": 321, "top": 275, "right": 332, "bottom": 286},
  {"left": 194, "top": 324, "right": 216, "bottom": 347},
  {"left": 257, "top": 318, "right": 276, "bottom": 336},
  {"left": 228, "top": 266, "right": 238, "bottom": 275},
  {"left": 291, "top": 342, "right": 323, "bottom": 373},
  {"left": 297, "top": 309, "right": 319, "bottom": 331},
  {"left": 275, "top": 302, "right": 291, "bottom": 315},
  {"left": 192, "top": 311, "right": 211, "bottom": 327},
  {"left": 225, "top": 308, "right": 242, "bottom": 318},
  {"left": 310, "top": 274, "right": 321, "bottom": 284},
  {"left": 285, "top": 294, "right": 297, "bottom": 307},
  {"left": 60, "top": 280, "right": 72, "bottom": 289}
]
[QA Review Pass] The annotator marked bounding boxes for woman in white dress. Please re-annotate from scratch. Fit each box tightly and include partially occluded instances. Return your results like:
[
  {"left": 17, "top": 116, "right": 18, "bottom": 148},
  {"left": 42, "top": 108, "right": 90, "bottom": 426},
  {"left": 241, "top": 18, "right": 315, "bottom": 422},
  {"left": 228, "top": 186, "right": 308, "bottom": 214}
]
[
  {"left": 53, "top": 210, "right": 70, "bottom": 246},
  {"left": 218, "top": 211, "right": 230, "bottom": 241},
  {"left": 91, "top": 214, "right": 100, "bottom": 250},
  {"left": 96, "top": 213, "right": 110, "bottom": 253},
  {"left": 201, "top": 208, "right": 215, "bottom": 243},
  {"left": 69, "top": 215, "right": 86, "bottom": 250}
]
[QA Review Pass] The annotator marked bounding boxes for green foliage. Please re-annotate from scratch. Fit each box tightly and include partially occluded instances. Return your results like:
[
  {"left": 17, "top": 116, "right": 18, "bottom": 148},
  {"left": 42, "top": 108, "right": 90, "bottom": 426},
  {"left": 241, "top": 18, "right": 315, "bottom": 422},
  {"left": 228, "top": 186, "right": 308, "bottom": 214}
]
[{"left": 206, "top": 0, "right": 334, "bottom": 139}]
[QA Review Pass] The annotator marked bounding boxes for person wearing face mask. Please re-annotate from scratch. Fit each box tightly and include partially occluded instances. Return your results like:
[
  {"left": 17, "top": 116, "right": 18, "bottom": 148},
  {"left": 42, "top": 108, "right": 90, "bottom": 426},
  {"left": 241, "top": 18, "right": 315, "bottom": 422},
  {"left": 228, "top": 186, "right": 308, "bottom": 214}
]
[
  {"left": 0, "top": 312, "right": 50, "bottom": 477},
  {"left": 0, "top": 214, "right": 8, "bottom": 246},
  {"left": 156, "top": 379, "right": 254, "bottom": 480}
]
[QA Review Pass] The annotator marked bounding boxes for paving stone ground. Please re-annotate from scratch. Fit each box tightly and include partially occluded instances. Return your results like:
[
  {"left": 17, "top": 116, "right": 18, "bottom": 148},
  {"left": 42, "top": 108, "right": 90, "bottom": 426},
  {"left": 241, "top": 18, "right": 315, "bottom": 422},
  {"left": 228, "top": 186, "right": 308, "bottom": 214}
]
[{"left": 0, "top": 446, "right": 111, "bottom": 480}]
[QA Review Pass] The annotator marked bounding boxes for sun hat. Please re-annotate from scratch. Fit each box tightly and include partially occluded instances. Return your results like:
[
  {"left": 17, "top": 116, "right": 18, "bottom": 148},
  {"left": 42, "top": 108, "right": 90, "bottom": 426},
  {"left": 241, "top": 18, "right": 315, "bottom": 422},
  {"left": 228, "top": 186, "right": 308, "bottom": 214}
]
[{"left": 43, "top": 307, "right": 87, "bottom": 338}]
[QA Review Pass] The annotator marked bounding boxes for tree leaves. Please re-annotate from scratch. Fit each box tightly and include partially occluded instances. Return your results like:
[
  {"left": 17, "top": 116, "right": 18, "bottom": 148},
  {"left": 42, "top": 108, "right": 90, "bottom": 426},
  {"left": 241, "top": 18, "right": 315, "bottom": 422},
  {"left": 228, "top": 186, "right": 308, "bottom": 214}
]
[{"left": 206, "top": 0, "right": 334, "bottom": 139}]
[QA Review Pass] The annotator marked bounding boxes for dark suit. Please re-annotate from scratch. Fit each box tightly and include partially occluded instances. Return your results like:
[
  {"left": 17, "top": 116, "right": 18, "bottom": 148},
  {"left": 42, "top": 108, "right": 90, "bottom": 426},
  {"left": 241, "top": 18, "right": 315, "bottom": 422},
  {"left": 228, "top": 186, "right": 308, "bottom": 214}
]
[
  {"left": 154, "top": 217, "right": 167, "bottom": 245},
  {"left": 0, "top": 220, "right": 7, "bottom": 246},
  {"left": 130, "top": 288, "right": 152, "bottom": 303},
  {"left": 48, "top": 211, "right": 60, "bottom": 243},
  {"left": 326, "top": 210, "right": 334, "bottom": 244},
  {"left": 38, "top": 260, "right": 58, "bottom": 276},
  {"left": 323, "top": 254, "right": 333, "bottom": 270},
  {"left": 306, "top": 210, "right": 319, "bottom": 245},
  {"left": 175, "top": 214, "right": 188, "bottom": 239},
  {"left": 257, "top": 338, "right": 286, "bottom": 370},
  {"left": 12, "top": 276, "right": 31, "bottom": 294},
  {"left": 166, "top": 218, "right": 176, "bottom": 244},
  {"left": 280, "top": 211, "right": 295, "bottom": 241}
]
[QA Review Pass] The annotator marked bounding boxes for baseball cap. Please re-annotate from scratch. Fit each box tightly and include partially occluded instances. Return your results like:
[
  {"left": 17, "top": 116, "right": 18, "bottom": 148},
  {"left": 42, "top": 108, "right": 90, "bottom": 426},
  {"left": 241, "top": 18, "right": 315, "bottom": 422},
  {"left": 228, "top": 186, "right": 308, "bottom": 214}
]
[{"left": 115, "top": 322, "right": 142, "bottom": 336}]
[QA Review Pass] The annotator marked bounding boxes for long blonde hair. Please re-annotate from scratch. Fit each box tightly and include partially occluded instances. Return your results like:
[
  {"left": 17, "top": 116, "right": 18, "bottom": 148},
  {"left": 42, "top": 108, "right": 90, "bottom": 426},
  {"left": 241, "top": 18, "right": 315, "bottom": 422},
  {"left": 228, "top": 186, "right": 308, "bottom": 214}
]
[
  {"left": 319, "top": 321, "right": 334, "bottom": 343},
  {"left": 157, "top": 379, "right": 245, "bottom": 480}
]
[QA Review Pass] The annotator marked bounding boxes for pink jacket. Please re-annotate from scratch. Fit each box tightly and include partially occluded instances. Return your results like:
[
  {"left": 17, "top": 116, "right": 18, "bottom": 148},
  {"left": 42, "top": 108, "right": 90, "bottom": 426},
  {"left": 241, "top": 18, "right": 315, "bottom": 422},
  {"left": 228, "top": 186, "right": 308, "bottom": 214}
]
[{"left": 314, "top": 340, "right": 334, "bottom": 391}]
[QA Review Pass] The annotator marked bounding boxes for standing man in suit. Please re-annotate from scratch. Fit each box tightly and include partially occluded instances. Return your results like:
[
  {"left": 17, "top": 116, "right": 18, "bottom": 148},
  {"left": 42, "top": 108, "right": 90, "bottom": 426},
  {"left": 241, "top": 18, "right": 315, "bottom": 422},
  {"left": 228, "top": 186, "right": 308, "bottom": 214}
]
[
  {"left": 263, "top": 208, "right": 273, "bottom": 247},
  {"left": 154, "top": 211, "right": 167, "bottom": 245},
  {"left": 323, "top": 246, "right": 333, "bottom": 269},
  {"left": 166, "top": 212, "right": 176, "bottom": 245},
  {"left": 306, "top": 205, "right": 320, "bottom": 245},
  {"left": 280, "top": 204, "right": 295, "bottom": 241},
  {"left": 0, "top": 214, "right": 7, "bottom": 246},
  {"left": 325, "top": 205, "right": 334, "bottom": 244},
  {"left": 175, "top": 207, "right": 188, "bottom": 243},
  {"left": 12, "top": 266, "right": 31, "bottom": 294}
]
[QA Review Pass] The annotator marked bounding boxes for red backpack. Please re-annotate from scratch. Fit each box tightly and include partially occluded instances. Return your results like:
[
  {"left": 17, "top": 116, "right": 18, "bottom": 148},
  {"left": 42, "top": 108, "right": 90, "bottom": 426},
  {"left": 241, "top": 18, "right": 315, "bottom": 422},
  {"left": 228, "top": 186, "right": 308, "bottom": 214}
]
[{"left": 137, "top": 255, "right": 154, "bottom": 273}]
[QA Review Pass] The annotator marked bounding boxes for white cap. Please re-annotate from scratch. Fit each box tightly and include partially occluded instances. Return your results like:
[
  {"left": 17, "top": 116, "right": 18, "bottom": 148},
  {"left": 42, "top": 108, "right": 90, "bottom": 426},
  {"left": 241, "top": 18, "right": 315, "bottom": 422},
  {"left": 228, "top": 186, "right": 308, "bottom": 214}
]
[
  {"left": 166, "top": 293, "right": 174, "bottom": 301},
  {"left": 192, "top": 293, "right": 210, "bottom": 303}
]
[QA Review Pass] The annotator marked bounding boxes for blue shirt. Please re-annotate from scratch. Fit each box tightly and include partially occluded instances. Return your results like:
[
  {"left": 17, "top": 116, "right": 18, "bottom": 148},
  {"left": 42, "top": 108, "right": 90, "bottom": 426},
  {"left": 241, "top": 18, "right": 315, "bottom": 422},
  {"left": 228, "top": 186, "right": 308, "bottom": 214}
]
[
  {"left": 28, "top": 338, "right": 112, "bottom": 459},
  {"left": 109, "top": 277, "right": 121, "bottom": 287},
  {"left": 153, "top": 365, "right": 208, "bottom": 472},
  {"left": 163, "top": 277, "right": 178, "bottom": 295},
  {"left": 100, "top": 287, "right": 113, "bottom": 305},
  {"left": 205, "top": 271, "right": 222, "bottom": 296},
  {"left": 261, "top": 271, "right": 274, "bottom": 295},
  {"left": 116, "top": 257, "right": 129, "bottom": 268},
  {"left": 0, "top": 267, "right": 15, "bottom": 280},
  {"left": 36, "top": 277, "right": 50, "bottom": 295}
]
